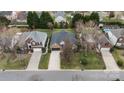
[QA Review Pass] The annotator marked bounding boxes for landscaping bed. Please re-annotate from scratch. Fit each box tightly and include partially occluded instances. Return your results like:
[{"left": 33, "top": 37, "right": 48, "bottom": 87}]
[
  {"left": 0, "top": 53, "right": 31, "bottom": 70},
  {"left": 61, "top": 52, "right": 105, "bottom": 70},
  {"left": 38, "top": 53, "right": 50, "bottom": 69},
  {"left": 112, "top": 48, "right": 124, "bottom": 69}
]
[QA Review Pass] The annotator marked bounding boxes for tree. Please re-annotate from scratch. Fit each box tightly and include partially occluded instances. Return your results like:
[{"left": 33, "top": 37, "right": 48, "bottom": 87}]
[
  {"left": 47, "top": 22, "right": 53, "bottom": 30},
  {"left": 75, "top": 21, "right": 83, "bottom": 39},
  {"left": 83, "top": 15, "right": 90, "bottom": 23},
  {"left": 65, "top": 21, "right": 69, "bottom": 28},
  {"left": 90, "top": 12, "right": 99, "bottom": 24},
  {"left": 61, "top": 39, "right": 73, "bottom": 62},
  {"left": 27, "top": 11, "right": 33, "bottom": 29},
  {"left": 40, "top": 12, "right": 54, "bottom": 29},
  {"left": 109, "top": 11, "right": 115, "bottom": 18},
  {"left": 0, "top": 16, "right": 10, "bottom": 32},
  {"left": 54, "top": 22, "right": 59, "bottom": 28},
  {"left": 32, "top": 12, "right": 40, "bottom": 29},
  {"left": 72, "top": 13, "right": 83, "bottom": 28},
  {"left": 0, "top": 16, "right": 10, "bottom": 27},
  {"left": 27, "top": 11, "right": 40, "bottom": 29}
]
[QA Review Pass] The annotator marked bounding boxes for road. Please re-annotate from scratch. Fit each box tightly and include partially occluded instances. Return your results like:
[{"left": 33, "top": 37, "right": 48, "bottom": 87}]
[{"left": 0, "top": 70, "right": 123, "bottom": 81}]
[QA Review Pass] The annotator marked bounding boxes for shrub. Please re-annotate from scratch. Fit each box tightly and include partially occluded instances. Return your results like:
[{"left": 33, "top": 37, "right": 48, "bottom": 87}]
[
  {"left": 80, "top": 57, "right": 88, "bottom": 65},
  {"left": 110, "top": 47, "right": 114, "bottom": 53},
  {"left": 42, "top": 48, "right": 46, "bottom": 53},
  {"left": 117, "top": 60, "right": 123, "bottom": 67}
]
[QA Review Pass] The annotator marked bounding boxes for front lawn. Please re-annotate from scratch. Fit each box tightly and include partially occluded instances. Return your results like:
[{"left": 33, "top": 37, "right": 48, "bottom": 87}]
[
  {"left": 0, "top": 53, "right": 31, "bottom": 70},
  {"left": 112, "top": 48, "right": 124, "bottom": 69},
  {"left": 61, "top": 52, "right": 105, "bottom": 70},
  {"left": 38, "top": 53, "right": 50, "bottom": 69}
]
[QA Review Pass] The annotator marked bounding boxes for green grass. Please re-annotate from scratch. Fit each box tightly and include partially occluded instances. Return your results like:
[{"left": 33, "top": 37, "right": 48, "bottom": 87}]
[
  {"left": 61, "top": 52, "right": 105, "bottom": 70},
  {"left": 36, "top": 29, "right": 74, "bottom": 38},
  {"left": 112, "top": 48, "right": 124, "bottom": 69},
  {"left": 0, "top": 53, "right": 31, "bottom": 70},
  {"left": 103, "top": 16, "right": 124, "bottom": 24},
  {"left": 39, "top": 53, "right": 50, "bottom": 69}
]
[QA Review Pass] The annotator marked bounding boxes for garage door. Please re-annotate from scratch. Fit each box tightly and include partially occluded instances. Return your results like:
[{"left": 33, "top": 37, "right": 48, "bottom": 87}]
[
  {"left": 52, "top": 48, "right": 60, "bottom": 51},
  {"left": 33, "top": 48, "right": 42, "bottom": 52}
]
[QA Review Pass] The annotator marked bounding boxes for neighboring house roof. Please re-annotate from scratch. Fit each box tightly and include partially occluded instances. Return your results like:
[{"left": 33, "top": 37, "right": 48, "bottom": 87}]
[
  {"left": 111, "top": 29, "right": 124, "bottom": 39},
  {"left": 103, "top": 29, "right": 118, "bottom": 45},
  {"left": 97, "top": 34, "right": 111, "bottom": 46},
  {"left": 55, "top": 11, "right": 65, "bottom": 18},
  {"left": 17, "top": 11, "right": 27, "bottom": 21},
  {"left": 55, "top": 16, "right": 66, "bottom": 23},
  {"left": 18, "top": 31, "right": 47, "bottom": 47},
  {"left": 51, "top": 30, "right": 76, "bottom": 47},
  {"left": 0, "top": 11, "right": 12, "bottom": 16}
]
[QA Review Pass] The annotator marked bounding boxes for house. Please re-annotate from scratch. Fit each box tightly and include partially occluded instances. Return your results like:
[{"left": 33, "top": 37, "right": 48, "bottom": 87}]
[
  {"left": 81, "top": 34, "right": 97, "bottom": 50},
  {"left": 96, "top": 34, "right": 112, "bottom": 50},
  {"left": 14, "top": 31, "right": 47, "bottom": 52},
  {"left": 111, "top": 29, "right": 124, "bottom": 48},
  {"left": 55, "top": 16, "right": 66, "bottom": 23},
  {"left": 16, "top": 11, "right": 27, "bottom": 23},
  {"left": 81, "top": 32, "right": 112, "bottom": 51},
  {"left": 103, "top": 28, "right": 124, "bottom": 48},
  {"left": 54, "top": 11, "right": 66, "bottom": 23},
  {"left": 50, "top": 30, "right": 77, "bottom": 50}
]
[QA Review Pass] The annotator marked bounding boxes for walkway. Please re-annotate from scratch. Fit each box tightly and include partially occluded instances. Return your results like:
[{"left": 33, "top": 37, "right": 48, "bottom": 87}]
[
  {"left": 48, "top": 51, "right": 60, "bottom": 70},
  {"left": 101, "top": 48, "right": 120, "bottom": 70},
  {"left": 26, "top": 48, "right": 42, "bottom": 70}
]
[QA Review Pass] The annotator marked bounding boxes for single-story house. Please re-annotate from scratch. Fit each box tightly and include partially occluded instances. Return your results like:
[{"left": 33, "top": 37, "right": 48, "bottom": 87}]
[
  {"left": 50, "top": 30, "right": 77, "bottom": 50},
  {"left": 54, "top": 11, "right": 66, "bottom": 23},
  {"left": 111, "top": 29, "right": 124, "bottom": 48},
  {"left": 82, "top": 34, "right": 97, "bottom": 50},
  {"left": 55, "top": 16, "right": 66, "bottom": 23},
  {"left": 103, "top": 28, "right": 124, "bottom": 48},
  {"left": 81, "top": 32, "right": 112, "bottom": 51},
  {"left": 15, "top": 31, "right": 47, "bottom": 52},
  {"left": 96, "top": 34, "right": 112, "bottom": 50}
]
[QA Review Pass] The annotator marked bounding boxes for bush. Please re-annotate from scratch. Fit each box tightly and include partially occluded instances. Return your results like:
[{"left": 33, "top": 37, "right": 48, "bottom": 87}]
[
  {"left": 48, "top": 48, "right": 51, "bottom": 53},
  {"left": 117, "top": 60, "right": 123, "bottom": 67},
  {"left": 110, "top": 47, "right": 114, "bottom": 53},
  {"left": 80, "top": 57, "right": 88, "bottom": 65},
  {"left": 42, "top": 48, "right": 46, "bottom": 53}
]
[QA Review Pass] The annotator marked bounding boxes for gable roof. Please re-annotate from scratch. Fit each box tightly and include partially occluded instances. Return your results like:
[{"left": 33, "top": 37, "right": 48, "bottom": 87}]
[
  {"left": 97, "top": 34, "right": 110, "bottom": 44},
  {"left": 55, "top": 16, "right": 66, "bottom": 23},
  {"left": 111, "top": 29, "right": 124, "bottom": 39},
  {"left": 51, "top": 30, "right": 76, "bottom": 47},
  {"left": 18, "top": 31, "right": 47, "bottom": 47}
]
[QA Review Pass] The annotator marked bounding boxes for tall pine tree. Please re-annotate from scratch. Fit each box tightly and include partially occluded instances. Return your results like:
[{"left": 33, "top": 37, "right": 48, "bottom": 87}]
[
  {"left": 27, "top": 11, "right": 33, "bottom": 29},
  {"left": 39, "top": 12, "right": 53, "bottom": 29}
]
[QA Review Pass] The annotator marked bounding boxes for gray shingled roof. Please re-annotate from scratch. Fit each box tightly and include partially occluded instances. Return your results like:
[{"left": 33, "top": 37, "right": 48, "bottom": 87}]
[
  {"left": 18, "top": 31, "right": 47, "bottom": 47},
  {"left": 51, "top": 30, "right": 76, "bottom": 47},
  {"left": 111, "top": 29, "right": 124, "bottom": 39}
]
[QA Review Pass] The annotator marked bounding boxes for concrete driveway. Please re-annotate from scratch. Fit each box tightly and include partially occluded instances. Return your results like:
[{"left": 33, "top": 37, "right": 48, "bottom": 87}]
[
  {"left": 26, "top": 48, "right": 42, "bottom": 70},
  {"left": 48, "top": 51, "right": 60, "bottom": 70},
  {"left": 101, "top": 48, "right": 120, "bottom": 70}
]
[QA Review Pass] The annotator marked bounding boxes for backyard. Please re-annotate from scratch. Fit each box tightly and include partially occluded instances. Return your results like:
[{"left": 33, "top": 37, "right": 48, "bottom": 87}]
[
  {"left": 0, "top": 53, "right": 31, "bottom": 70},
  {"left": 37, "top": 29, "right": 74, "bottom": 37},
  {"left": 61, "top": 51, "right": 105, "bottom": 70},
  {"left": 112, "top": 48, "right": 124, "bottom": 69}
]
